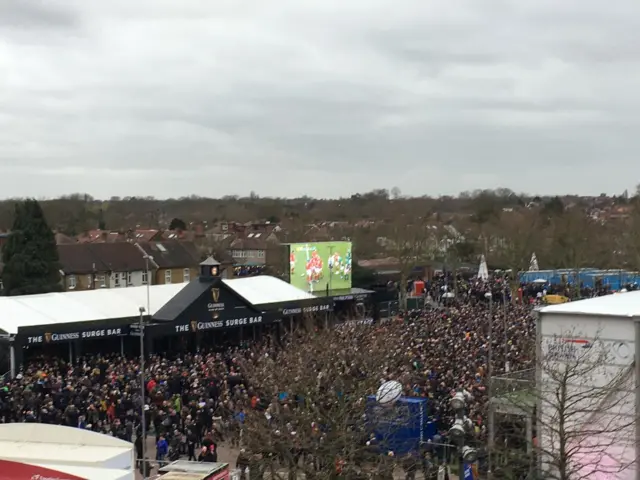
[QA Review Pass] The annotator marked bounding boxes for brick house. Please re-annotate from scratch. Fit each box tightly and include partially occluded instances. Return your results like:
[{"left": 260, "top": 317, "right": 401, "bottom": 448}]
[
  {"left": 228, "top": 232, "right": 280, "bottom": 267},
  {"left": 135, "top": 241, "right": 201, "bottom": 285},
  {"left": 57, "top": 242, "right": 150, "bottom": 291}
]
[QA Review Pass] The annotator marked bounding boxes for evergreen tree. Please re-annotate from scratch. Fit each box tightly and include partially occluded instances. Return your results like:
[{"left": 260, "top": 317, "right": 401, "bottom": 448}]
[
  {"left": 169, "top": 217, "right": 187, "bottom": 231},
  {"left": 1, "top": 199, "right": 62, "bottom": 295}
]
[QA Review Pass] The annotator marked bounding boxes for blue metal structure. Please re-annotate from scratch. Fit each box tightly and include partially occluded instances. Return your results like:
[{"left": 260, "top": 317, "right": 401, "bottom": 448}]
[
  {"left": 366, "top": 396, "right": 437, "bottom": 454},
  {"left": 519, "top": 268, "right": 640, "bottom": 289}
]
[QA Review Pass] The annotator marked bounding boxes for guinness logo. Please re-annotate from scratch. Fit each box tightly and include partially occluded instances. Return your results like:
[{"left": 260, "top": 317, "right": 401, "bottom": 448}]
[
  {"left": 190, "top": 321, "right": 198, "bottom": 332},
  {"left": 212, "top": 288, "right": 220, "bottom": 303},
  {"left": 44, "top": 332, "right": 52, "bottom": 343}
]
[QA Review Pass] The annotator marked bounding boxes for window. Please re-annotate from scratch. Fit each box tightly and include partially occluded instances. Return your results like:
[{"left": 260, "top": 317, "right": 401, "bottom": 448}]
[
  {"left": 258, "top": 250, "right": 265, "bottom": 258},
  {"left": 97, "top": 275, "right": 106, "bottom": 288},
  {"left": 232, "top": 250, "right": 241, "bottom": 257},
  {"left": 87, "top": 275, "right": 92, "bottom": 287},
  {"left": 127, "top": 272, "right": 132, "bottom": 286},
  {"left": 142, "top": 270, "right": 148, "bottom": 285},
  {"left": 68, "top": 275, "right": 76, "bottom": 289},
  {"left": 165, "top": 269, "right": 172, "bottom": 284},
  {"left": 183, "top": 268, "right": 190, "bottom": 282},
  {"left": 0, "top": 279, "right": 4, "bottom": 292},
  {"left": 114, "top": 273, "right": 120, "bottom": 287}
]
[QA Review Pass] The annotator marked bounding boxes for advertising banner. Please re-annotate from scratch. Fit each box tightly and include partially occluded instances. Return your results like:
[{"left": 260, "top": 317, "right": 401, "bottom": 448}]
[
  {"left": 0, "top": 459, "right": 87, "bottom": 480},
  {"left": 173, "top": 314, "right": 265, "bottom": 334},
  {"left": 289, "top": 242, "right": 352, "bottom": 293},
  {"left": 25, "top": 326, "right": 129, "bottom": 345},
  {"left": 365, "top": 396, "right": 437, "bottom": 455}
]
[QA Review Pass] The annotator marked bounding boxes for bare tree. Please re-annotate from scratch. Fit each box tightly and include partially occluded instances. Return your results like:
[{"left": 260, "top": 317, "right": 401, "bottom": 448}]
[
  {"left": 545, "top": 210, "right": 609, "bottom": 296},
  {"left": 381, "top": 217, "right": 434, "bottom": 309},
  {"left": 496, "top": 329, "right": 637, "bottom": 480},
  {"left": 239, "top": 326, "right": 413, "bottom": 479},
  {"left": 492, "top": 210, "right": 543, "bottom": 295}
]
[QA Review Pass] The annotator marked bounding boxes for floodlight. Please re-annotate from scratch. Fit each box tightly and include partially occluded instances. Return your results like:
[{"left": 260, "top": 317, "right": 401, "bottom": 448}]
[
  {"left": 450, "top": 392, "right": 466, "bottom": 411},
  {"left": 448, "top": 419, "right": 465, "bottom": 441},
  {"left": 462, "top": 446, "right": 478, "bottom": 463},
  {"left": 463, "top": 417, "right": 474, "bottom": 432},
  {"left": 462, "top": 389, "right": 473, "bottom": 402}
]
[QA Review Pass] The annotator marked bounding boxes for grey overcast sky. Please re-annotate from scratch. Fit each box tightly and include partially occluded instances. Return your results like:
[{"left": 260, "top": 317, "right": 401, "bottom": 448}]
[{"left": 1, "top": 0, "right": 639, "bottom": 199}]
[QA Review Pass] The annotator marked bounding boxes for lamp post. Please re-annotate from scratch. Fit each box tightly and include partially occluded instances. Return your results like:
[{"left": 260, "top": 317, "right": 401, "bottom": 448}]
[
  {"left": 143, "top": 254, "right": 153, "bottom": 314},
  {"left": 449, "top": 390, "right": 477, "bottom": 477},
  {"left": 485, "top": 291, "right": 494, "bottom": 478},
  {"left": 138, "top": 305, "right": 146, "bottom": 479},
  {"left": 503, "top": 286, "right": 509, "bottom": 373}
]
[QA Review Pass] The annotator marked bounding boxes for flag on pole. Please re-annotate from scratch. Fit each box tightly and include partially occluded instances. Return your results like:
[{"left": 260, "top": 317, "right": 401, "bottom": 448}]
[
  {"left": 478, "top": 255, "right": 489, "bottom": 281},
  {"left": 529, "top": 253, "right": 539, "bottom": 271},
  {"left": 464, "top": 463, "right": 477, "bottom": 479}
]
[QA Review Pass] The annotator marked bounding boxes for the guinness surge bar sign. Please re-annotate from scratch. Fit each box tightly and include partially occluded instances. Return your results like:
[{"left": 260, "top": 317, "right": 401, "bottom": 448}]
[
  {"left": 27, "top": 327, "right": 125, "bottom": 344},
  {"left": 174, "top": 315, "right": 263, "bottom": 333}
]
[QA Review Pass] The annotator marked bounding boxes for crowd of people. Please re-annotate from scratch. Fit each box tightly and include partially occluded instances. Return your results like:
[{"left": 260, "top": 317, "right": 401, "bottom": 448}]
[{"left": 0, "top": 275, "right": 542, "bottom": 478}]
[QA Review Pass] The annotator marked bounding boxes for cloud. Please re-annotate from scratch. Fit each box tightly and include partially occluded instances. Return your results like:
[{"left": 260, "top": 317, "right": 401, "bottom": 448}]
[
  {"left": 0, "top": 0, "right": 79, "bottom": 30},
  {"left": 0, "top": 0, "right": 639, "bottom": 199}
]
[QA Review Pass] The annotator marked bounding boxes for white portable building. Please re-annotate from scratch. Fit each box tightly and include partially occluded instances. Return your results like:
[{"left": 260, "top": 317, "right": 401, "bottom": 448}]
[
  {"left": 0, "top": 423, "right": 134, "bottom": 470},
  {"left": 538, "top": 293, "right": 640, "bottom": 480}
]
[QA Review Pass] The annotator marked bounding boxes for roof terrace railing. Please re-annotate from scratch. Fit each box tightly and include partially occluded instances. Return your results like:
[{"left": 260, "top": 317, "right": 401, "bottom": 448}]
[{"left": 492, "top": 368, "right": 535, "bottom": 398}]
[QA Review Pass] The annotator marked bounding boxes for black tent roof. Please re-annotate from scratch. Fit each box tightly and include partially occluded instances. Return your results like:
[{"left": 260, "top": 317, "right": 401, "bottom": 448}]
[{"left": 153, "top": 280, "right": 213, "bottom": 322}]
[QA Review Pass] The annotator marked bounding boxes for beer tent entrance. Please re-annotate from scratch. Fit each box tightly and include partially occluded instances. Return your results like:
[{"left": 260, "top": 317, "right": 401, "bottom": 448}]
[{"left": 151, "top": 275, "right": 334, "bottom": 347}]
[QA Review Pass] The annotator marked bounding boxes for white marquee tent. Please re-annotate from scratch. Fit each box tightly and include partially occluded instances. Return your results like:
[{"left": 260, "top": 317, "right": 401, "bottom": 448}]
[
  {"left": 0, "top": 283, "right": 187, "bottom": 335},
  {"left": 222, "top": 276, "right": 316, "bottom": 305}
]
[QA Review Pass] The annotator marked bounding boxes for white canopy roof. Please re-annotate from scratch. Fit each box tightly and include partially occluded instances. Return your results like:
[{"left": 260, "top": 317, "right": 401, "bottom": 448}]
[
  {"left": 0, "top": 424, "right": 133, "bottom": 469},
  {"left": 223, "top": 276, "right": 315, "bottom": 305},
  {"left": 28, "top": 463, "right": 133, "bottom": 480},
  {"left": 0, "top": 283, "right": 187, "bottom": 335},
  {"left": 540, "top": 290, "right": 640, "bottom": 318},
  {"left": 0, "top": 422, "right": 133, "bottom": 447}
]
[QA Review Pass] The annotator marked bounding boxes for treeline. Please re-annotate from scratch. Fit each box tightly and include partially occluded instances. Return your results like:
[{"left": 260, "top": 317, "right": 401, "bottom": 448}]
[{"left": 0, "top": 188, "right": 625, "bottom": 235}]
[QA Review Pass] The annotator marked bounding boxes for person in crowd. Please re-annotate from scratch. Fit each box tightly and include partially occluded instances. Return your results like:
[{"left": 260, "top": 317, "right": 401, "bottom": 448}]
[
  {"left": 0, "top": 271, "right": 546, "bottom": 474},
  {"left": 156, "top": 435, "right": 169, "bottom": 466},
  {"left": 236, "top": 448, "right": 250, "bottom": 480}
]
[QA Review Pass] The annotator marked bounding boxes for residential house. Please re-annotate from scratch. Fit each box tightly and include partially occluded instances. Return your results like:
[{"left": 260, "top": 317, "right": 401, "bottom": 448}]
[
  {"left": 77, "top": 229, "right": 163, "bottom": 243},
  {"left": 0, "top": 232, "right": 8, "bottom": 250},
  {"left": 205, "top": 221, "right": 281, "bottom": 242},
  {"left": 55, "top": 232, "right": 76, "bottom": 244},
  {"left": 204, "top": 222, "right": 244, "bottom": 242},
  {"left": 244, "top": 221, "right": 281, "bottom": 235},
  {"left": 228, "top": 232, "right": 280, "bottom": 267},
  {"left": 57, "top": 242, "right": 151, "bottom": 291},
  {"left": 135, "top": 241, "right": 201, "bottom": 285}
]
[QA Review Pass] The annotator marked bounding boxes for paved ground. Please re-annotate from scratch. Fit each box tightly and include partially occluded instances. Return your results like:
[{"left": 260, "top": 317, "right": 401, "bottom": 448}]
[
  {"left": 134, "top": 436, "right": 240, "bottom": 479},
  {"left": 133, "top": 437, "right": 459, "bottom": 480}
]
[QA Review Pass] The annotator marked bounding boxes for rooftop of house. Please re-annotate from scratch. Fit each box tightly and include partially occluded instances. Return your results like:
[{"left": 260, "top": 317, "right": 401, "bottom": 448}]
[
  {"left": 136, "top": 240, "right": 201, "bottom": 269},
  {"left": 57, "top": 242, "right": 149, "bottom": 274},
  {"left": 229, "top": 235, "right": 277, "bottom": 250},
  {"left": 76, "top": 229, "right": 163, "bottom": 243}
]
